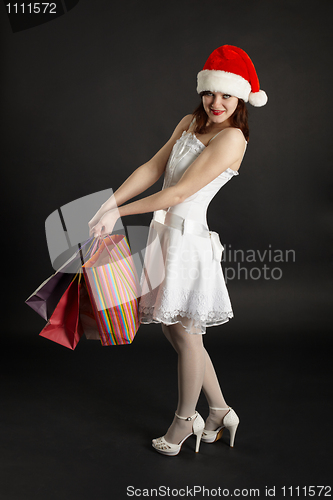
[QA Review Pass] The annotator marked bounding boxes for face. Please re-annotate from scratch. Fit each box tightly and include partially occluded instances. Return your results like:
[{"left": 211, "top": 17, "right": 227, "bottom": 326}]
[{"left": 202, "top": 92, "right": 239, "bottom": 127}]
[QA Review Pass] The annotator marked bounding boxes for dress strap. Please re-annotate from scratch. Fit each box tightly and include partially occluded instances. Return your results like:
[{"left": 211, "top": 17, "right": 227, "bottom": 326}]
[
  {"left": 207, "top": 127, "right": 247, "bottom": 145},
  {"left": 187, "top": 116, "right": 196, "bottom": 132}
]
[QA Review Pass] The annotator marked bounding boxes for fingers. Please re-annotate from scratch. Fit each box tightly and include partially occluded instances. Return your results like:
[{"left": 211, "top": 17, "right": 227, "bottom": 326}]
[
  {"left": 92, "top": 223, "right": 108, "bottom": 239},
  {"left": 88, "top": 216, "right": 98, "bottom": 229},
  {"left": 89, "top": 217, "right": 106, "bottom": 237},
  {"left": 89, "top": 226, "right": 97, "bottom": 237},
  {"left": 94, "top": 227, "right": 102, "bottom": 238},
  {"left": 89, "top": 210, "right": 118, "bottom": 238},
  {"left": 88, "top": 209, "right": 103, "bottom": 233},
  {"left": 90, "top": 222, "right": 102, "bottom": 238}
]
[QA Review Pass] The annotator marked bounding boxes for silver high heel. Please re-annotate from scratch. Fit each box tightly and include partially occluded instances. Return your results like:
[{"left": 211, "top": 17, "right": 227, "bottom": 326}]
[
  {"left": 201, "top": 406, "right": 239, "bottom": 447},
  {"left": 152, "top": 411, "right": 205, "bottom": 456}
]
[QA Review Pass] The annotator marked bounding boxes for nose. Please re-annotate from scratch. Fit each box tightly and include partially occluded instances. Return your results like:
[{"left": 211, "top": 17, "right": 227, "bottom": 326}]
[{"left": 212, "top": 94, "right": 224, "bottom": 109}]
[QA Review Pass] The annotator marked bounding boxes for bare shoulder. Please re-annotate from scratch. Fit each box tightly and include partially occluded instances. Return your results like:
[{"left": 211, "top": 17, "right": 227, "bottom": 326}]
[
  {"left": 217, "top": 127, "right": 246, "bottom": 144},
  {"left": 148, "top": 115, "right": 194, "bottom": 170},
  {"left": 179, "top": 114, "right": 193, "bottom": 129},
  {"left": 210, "top": 127, "right": 246, "bottom": 153},
  {"left": 171, "top": 114, "right": 193, "bottom": 137}
]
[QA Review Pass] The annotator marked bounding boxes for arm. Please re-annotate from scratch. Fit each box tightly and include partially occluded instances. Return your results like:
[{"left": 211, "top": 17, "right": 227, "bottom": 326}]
[
  {"left": 170, "top": 127, "right": 246, "bottom": 201},
  {"left": 92, "top": 128, "right": 245, "bottom": 237},
  {"left": 120, "top": 127, "right": 245, "bottom": 213},
  {"left": 88, "top": 115, "right": 193, "bottom": 231},
  {"left": 111, "top": 114, "right": 193, "bottom": 207}
]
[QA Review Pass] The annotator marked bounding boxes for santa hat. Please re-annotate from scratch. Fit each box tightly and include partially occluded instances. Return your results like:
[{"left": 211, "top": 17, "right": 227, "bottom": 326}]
[{"left": 197, "top": 45, "right": 267, "bottom": 107}]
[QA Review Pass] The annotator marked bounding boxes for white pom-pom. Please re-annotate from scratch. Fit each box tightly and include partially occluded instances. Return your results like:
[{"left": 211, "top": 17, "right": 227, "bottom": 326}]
[{"left": 248, "top": 89, "right": 268, "bottom": 107}]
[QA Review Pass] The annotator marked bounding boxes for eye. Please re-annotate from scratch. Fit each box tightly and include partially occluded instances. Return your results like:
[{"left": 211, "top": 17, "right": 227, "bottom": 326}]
[{"left": 223, "top": 94, "right": 231, "bottom": 99}]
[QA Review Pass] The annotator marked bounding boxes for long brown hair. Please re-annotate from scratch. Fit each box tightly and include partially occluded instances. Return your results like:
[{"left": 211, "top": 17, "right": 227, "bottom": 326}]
[{"left": 192, "top": 94, "right": 249, "bottom": 142}]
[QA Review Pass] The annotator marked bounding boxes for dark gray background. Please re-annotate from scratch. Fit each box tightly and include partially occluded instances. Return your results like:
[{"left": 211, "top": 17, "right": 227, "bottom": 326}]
[
  {"left": 1, "top": 0, "right": 332, "bottom": 336},
  {"left": 1, "top": 1, "right": 332, "bottom": 499}
]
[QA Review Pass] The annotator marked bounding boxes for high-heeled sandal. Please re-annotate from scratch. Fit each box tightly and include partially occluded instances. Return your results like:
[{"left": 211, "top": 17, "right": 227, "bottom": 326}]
[
  {"left": 201, "top": 406, "right": 239, "bottom": 447},
  {"left": 152, "top": 411, "right": 205, "bottom": 456}
]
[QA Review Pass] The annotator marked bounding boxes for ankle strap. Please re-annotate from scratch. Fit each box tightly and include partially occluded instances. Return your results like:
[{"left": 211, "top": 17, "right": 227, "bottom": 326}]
[
  {"left": 209, "top": 406, "right": 231, "bottom": 410},
  {"left": 175, "top": 411, "right": 197, "bottom": 421}
]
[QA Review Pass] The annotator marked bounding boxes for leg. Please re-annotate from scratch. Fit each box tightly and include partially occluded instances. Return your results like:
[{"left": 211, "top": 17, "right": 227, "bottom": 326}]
[
  {"left": 161, "top": 323, "right": 177, "bottom": 351},
  {"left": 201, "top": 349, "right": 230, "bottom": 430},
  {"left": 160, "top": 322, "right": 205, "bottom": 444},
  {"left": 161, "top": 324, "right": 230, "bottom": 435}
]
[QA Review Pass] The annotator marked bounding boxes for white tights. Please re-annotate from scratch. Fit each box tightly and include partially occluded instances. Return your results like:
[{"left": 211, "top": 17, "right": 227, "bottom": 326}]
[{"left": 161, "top": 322, "right": 230, "bottom": 444}]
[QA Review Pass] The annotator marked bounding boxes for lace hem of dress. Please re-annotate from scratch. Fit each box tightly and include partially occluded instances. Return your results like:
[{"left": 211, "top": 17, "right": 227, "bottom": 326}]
[
  {"left": 139, "top": 285, "right": 234, "bottom": 335},
  {"left": 139, "top": 312, "right": 233, "bottom": 335}
]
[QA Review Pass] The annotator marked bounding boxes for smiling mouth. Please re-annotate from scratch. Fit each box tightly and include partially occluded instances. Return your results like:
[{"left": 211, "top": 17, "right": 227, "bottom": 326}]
[{"left": 211, "top": 109, "right": 224, "bottom": 115}]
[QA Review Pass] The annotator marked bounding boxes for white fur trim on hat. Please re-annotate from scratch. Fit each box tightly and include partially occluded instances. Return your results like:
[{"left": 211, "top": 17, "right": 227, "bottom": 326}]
[
  {"left": 197, "top": 69, "right": 251, "bottom": 102},
  {"left": 248, "top": 90, "right": 268, "bottom": 107}
]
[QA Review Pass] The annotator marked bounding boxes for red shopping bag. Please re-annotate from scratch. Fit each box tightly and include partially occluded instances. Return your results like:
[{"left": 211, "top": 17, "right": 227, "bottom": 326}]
[{"left": 39, "top": 274, "right": 83, "bottom": 350}]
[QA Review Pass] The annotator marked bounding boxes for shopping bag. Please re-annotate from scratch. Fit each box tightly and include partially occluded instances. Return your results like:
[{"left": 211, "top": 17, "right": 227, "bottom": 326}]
[
  {"left": 25, "top": 239, "right": 94, "bottom": 320},
  {"left": 82, "top": 235, "right": 140, "bottom": 346},
  {"left": 25, "top": 270, "right": 75, "bottom": 321},
  {"left": 39, "top": 274, "right": 84, "bottom": 350}
]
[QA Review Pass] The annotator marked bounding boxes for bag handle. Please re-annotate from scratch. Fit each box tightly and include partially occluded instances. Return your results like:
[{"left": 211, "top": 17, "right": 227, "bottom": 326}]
[{"left": 100, "top": 235, "right": 138, "bottom": 299}]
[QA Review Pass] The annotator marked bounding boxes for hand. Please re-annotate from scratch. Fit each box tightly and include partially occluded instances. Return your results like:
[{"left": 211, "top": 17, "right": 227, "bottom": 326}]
[
  {"left": 88, "top": 197, "right": 118, "bottom": 236},
  {"left": 90, "top": 209, "right": 120, "bottom": 238},
  {"left": 88, "top": 208, "right": 104, "bottom": 236}
]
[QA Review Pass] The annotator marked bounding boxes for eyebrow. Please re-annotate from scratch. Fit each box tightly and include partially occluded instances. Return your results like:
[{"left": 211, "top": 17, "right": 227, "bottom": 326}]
[{"left": 202, "top": 92, "right": 231, "bottom": 96}]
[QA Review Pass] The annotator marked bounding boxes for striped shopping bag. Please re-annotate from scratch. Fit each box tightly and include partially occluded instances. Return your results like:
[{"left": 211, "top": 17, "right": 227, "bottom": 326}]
[{"left": 82, "top": 235, "right": 140, "bottom": 345}]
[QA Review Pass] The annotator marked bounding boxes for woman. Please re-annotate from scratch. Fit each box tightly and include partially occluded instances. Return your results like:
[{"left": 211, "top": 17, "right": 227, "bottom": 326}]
[{"left": 89, "top": 45, "right": 267, "bottom": 456}]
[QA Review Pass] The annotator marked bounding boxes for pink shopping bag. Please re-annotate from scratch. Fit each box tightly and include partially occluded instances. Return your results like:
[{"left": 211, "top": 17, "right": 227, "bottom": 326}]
[{"left": 82, "top": 235, "right": 140, "bottom": 346}]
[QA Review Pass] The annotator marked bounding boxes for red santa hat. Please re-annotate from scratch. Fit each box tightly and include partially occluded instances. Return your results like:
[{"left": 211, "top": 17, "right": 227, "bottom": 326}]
[{"left": 197, "top": 45, "right": 267, "bottom": 107}]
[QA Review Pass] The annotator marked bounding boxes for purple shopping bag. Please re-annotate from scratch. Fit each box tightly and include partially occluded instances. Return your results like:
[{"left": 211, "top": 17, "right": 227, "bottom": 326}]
[
  {"left": 25, "top": 271, "right": 75, "bottom": 321},
  {"left": 25, "top": 238, "right": 94, "bottom": 321}
]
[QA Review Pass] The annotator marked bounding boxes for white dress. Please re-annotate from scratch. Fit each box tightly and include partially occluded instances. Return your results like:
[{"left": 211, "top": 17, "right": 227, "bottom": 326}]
[{"left": 139, "top": 128, "right": 247, "bottom": 334}]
